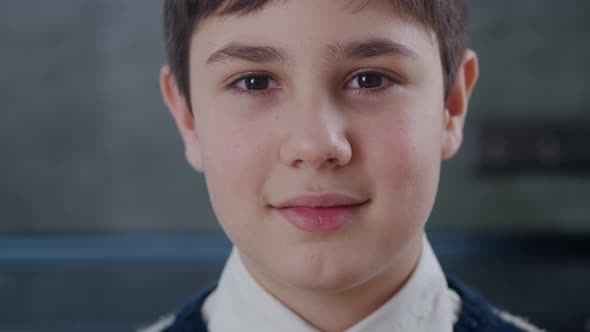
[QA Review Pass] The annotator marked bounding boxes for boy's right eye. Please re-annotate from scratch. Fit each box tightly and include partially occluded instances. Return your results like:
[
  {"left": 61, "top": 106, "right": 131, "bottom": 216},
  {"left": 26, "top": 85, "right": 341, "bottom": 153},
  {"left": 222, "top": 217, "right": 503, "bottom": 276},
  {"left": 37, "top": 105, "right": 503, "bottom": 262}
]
[
  {"left": 238, "top": 76, "right": 270, "bottom": 90},
  {"left": 229, "top": 73, "right": 281, "bottom": 97}
]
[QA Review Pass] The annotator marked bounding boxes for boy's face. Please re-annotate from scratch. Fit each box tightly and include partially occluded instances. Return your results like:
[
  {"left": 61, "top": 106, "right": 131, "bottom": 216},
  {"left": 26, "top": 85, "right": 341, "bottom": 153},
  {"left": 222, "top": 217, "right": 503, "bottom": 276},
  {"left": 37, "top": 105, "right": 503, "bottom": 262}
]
[{"left": 163, "top": 0, "right": 477, "bottom": 292}]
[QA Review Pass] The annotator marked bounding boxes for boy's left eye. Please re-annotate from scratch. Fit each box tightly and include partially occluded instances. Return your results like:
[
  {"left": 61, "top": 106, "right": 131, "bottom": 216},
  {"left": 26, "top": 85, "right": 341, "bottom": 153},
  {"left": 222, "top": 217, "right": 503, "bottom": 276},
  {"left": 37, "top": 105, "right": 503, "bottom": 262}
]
[{"left": 347, "top": 72, "right": 394, "bottom": 90}]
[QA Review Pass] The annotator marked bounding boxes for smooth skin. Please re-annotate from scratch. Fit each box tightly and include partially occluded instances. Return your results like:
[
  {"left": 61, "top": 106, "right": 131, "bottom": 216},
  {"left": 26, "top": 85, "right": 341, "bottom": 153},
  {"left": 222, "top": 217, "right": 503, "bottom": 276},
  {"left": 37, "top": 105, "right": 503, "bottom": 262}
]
[{"left": 161, "top": 0, "right": 478, "bottom": 330}]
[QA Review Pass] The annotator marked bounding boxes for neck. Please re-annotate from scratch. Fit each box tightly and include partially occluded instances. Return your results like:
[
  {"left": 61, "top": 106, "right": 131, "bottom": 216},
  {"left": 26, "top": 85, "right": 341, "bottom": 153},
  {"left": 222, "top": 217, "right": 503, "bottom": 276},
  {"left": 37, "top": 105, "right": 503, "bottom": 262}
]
[{"left": 240, "top": 237, "right": 423, "bottom": 332}]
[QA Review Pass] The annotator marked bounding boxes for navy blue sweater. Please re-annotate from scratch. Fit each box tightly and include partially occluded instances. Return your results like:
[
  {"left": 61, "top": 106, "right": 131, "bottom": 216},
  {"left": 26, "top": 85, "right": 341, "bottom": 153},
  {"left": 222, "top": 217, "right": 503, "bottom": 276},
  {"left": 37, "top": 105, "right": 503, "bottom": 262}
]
[{"left": 161, "top": 277, "right": 538, "bottom": 332}]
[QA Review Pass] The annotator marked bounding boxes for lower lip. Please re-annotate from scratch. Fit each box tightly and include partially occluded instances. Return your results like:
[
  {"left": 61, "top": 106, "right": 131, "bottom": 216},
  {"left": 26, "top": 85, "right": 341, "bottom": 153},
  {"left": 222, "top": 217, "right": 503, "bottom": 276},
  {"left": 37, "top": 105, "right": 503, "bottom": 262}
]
[{"left": 277, "top": 203, "right": 365, "bottom": 233}]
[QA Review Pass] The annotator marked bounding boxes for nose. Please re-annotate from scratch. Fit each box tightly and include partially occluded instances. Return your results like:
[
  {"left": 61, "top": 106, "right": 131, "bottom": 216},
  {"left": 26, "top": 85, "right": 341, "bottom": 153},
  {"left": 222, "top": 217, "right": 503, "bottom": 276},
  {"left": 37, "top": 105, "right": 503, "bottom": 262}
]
[{"left": 279, "top": 99, "right": 352, "bottom": 170}]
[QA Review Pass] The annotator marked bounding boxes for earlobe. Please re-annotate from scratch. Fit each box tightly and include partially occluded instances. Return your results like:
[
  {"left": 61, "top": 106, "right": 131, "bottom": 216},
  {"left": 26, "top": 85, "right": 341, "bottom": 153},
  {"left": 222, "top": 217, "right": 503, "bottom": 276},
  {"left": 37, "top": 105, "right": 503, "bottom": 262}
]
[
  {"left": 441, "top": 50, "right": 479, "bottom": 160},
  {"left": 160, "top": 65, "right": 204, "bottom": 172}
]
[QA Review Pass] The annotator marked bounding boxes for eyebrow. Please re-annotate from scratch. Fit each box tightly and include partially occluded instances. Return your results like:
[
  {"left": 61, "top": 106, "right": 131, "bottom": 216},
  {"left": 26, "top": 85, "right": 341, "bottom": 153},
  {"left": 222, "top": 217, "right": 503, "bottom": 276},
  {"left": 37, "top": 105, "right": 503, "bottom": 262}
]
[
  {"left": 206, "top": 42, "right": 290, "bottom": 65},
  {"left": 205, "top": 38, "right": 418, "bottom": 66},
  {"left": 324, "top": 38, "right": 419, "bottom": 62}
]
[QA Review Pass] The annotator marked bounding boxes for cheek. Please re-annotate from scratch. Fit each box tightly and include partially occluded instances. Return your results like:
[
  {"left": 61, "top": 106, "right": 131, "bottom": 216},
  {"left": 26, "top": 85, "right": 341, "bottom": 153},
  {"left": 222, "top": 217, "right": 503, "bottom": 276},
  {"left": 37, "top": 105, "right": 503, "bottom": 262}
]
[
  {"left": 365, "top": 104, "right": 441, "bottom": 177},
  {"left": 371, "top": 128, "right": 438, "bottom": 211},
  {"left": 199, "top": 113, "right": 273, "bottom": 231},
  {"left": 362, "top": 99, "right": 444, "bottom": 227},
  {"left": 381, "top": 122, "right": 440, "bottom": 184},
  {"left": 197, "top": 97, "right": 277, "bottom": 180}
]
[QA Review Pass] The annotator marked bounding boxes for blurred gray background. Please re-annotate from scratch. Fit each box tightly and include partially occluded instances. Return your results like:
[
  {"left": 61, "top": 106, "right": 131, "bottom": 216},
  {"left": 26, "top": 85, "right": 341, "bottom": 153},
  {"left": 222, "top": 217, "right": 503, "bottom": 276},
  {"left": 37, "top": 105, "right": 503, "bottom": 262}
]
[{"left": 1, "top": 0, "right": 589, "bottom": 331}]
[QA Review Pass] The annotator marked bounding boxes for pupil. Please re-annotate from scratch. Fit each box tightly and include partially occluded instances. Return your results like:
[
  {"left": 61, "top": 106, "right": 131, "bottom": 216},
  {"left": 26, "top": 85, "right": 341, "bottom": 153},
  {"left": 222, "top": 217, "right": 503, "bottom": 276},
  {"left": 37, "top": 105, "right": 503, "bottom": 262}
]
[
  {"left": 245, "top": 76, "right": 269, "bottom": 90},
  {"left": 359, "top": 74, "right": 382, "bottom": 89}
]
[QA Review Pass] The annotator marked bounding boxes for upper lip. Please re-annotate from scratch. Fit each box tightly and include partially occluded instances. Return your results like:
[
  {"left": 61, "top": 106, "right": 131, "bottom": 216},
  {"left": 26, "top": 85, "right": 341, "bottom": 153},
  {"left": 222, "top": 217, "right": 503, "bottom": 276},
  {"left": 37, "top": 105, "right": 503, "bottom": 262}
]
[{"left": 274, "top": 193, "right": 368, "bottom": 208}]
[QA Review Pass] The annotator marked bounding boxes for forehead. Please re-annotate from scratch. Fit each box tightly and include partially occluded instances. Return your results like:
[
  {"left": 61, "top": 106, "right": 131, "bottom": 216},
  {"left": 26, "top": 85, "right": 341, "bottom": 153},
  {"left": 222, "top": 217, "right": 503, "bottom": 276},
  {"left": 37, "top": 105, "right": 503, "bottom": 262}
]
[
  {"left": 194, "top": 0, "right": 432, "bottom": 35},
  {"left": 201, "top": 0, "right": 413, "bottom": 15},
  {"left": 190, "top": 0, "right": 438, "bottom": 64},
  {"left": 196, "top": 0, "right": 429, "bottom": 22}
]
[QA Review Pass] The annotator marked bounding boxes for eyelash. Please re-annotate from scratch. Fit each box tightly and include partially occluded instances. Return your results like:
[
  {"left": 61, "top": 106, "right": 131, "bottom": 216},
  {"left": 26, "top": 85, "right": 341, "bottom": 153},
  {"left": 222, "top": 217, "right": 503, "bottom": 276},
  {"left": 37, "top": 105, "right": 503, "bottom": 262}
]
[
  {"left": 226, "top": 70, "right": 397, "bottom": 98},
  {"left": 227, "top": 71, "right": 278, "bottom": 98}
]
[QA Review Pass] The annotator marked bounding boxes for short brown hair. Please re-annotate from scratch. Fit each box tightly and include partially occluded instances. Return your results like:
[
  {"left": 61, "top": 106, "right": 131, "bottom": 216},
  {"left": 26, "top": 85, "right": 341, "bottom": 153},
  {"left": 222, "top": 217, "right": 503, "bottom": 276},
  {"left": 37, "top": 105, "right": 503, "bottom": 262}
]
[{"left": 163, "top": 0, "right": 468, "bottom": 103}]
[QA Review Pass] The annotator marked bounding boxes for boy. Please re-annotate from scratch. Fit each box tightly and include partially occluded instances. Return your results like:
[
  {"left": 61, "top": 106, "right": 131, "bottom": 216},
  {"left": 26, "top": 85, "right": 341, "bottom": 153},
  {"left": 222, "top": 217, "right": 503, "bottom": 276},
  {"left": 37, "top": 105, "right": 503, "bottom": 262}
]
[{"left": 149, "top": 0, "right": 544, "bottom": 331}]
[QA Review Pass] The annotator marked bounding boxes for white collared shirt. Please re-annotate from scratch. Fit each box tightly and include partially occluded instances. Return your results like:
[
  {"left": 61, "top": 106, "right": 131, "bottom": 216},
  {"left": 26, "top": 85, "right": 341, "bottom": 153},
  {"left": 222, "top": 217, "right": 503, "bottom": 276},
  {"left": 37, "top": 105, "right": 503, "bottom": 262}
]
[{"left": 202, "top": 234, "right": 461, "bottom": 332}]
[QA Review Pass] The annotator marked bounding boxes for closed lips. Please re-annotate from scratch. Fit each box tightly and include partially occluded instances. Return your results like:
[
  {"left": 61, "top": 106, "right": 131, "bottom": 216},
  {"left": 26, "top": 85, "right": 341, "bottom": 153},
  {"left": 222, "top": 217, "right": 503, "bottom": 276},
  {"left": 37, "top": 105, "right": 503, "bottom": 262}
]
[{"left": 274, "top": 194, "right": 369, "bottom": 208}]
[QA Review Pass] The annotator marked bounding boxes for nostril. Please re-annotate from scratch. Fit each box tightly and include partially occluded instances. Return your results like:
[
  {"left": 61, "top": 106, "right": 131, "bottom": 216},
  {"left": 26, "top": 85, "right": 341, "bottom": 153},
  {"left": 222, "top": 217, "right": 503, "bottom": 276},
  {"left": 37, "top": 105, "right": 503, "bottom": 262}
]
[{"left": 291, "top": 159, "right": 303, "bottom": 168}]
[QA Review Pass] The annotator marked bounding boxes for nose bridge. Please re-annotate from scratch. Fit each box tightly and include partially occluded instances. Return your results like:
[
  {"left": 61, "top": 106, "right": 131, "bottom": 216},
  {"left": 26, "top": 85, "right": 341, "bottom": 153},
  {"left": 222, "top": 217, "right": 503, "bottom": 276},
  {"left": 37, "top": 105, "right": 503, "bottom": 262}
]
[
  {"left": 280, "top": 94, "right": 352, "bottom": 169},
  {"left": 298, "top": 96, "right": 338, "bottom": 140}
]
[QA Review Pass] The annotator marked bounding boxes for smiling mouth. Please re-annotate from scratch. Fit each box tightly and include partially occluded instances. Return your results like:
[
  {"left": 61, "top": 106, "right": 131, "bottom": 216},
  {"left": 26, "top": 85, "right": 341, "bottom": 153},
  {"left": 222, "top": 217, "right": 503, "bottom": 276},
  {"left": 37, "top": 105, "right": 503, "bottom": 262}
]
[{"left": 276, "top": 201, "right": 368, "bottom": 233}]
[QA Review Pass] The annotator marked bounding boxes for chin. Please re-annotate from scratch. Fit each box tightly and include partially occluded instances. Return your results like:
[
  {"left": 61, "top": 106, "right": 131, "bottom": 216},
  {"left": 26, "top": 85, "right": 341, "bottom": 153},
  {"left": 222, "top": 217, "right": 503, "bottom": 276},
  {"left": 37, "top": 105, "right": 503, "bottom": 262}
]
[
  {"left": 282, "top": 269, "right": 368, "bottom": 293},
  {"left": 274, "top": 248, "right": 376, "bottom": 293}
]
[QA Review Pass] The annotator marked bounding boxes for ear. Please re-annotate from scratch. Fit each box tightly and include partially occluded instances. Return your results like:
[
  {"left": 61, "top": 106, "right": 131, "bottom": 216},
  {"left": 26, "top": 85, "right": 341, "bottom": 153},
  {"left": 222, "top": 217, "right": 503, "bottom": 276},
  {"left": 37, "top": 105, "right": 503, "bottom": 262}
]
[
  {"left": 160, "top": 65, "right": 204, "bottom": 172},
  {"left": 441, "top": 49, "right": 479, "bottom": 160}
]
